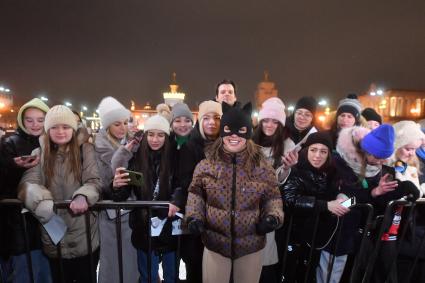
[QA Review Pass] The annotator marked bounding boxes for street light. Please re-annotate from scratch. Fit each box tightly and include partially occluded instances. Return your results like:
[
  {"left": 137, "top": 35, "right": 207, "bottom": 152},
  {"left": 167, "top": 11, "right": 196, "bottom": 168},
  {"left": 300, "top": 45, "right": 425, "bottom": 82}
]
[
  {"left": 40, "top": 96, "right": 48, "bottom": 101},
  {"left": 82, "top": 106, "right": 88, "bottom": 111},
  {"left": 65, "top": 102, "right": 72, "bottom": 107},
  {"left": 287, "top": 105, "right": 295, "bottom": 112},
  {"left": 370, "top": 92, "right": 376, "bottom": 96},
  {"left": 318, "top": 99, "right": 328, "bottom": 106},
  {"left": 376, "top": 89, "right": 384, "bottom": 96}
]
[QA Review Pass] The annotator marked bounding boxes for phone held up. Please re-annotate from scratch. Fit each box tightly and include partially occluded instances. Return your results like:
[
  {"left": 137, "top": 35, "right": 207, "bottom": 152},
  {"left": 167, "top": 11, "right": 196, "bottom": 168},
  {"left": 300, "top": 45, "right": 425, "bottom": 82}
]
[
  {"left": 381, "top": 165, "right": 396, "bottom": 182},
  {"left": 121, "top": 169, "right": 144, "bottom": 187}
]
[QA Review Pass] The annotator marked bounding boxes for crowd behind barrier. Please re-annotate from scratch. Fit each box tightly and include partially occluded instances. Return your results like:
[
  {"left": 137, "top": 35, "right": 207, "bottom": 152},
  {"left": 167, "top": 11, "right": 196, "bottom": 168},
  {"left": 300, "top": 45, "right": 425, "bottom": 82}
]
[{"left": 2, "top": 198, "right": 425, "bottom": 283}]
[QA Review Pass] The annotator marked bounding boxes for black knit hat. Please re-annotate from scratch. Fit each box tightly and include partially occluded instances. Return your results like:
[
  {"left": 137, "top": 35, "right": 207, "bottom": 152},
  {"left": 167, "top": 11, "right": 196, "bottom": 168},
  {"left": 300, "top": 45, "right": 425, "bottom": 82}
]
[
  {"left": 361, "top": 108, "right": 382, "bottom": 124},
  {"left": 304, "top": 131, "right": 333, "bottom": 151},
  {"left": 295, "top": 96, "right": 317, "bottom": 115},
  {"left": 220, "top": 102, "right": 253, "bottom": 139}
]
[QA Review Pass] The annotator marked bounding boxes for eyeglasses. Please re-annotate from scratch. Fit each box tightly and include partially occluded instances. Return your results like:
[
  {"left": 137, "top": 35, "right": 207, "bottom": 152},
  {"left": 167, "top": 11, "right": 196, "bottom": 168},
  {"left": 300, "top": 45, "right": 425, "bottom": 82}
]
[{"left": 295, "top": 110, "right": 313, "bottom": 119}]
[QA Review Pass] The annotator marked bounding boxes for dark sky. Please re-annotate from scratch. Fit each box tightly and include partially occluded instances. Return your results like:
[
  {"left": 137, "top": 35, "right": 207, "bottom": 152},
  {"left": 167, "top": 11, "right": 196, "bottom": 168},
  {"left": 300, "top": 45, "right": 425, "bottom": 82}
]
[{"left": 1, "top": 0, "right": 424, "bottom": 111}]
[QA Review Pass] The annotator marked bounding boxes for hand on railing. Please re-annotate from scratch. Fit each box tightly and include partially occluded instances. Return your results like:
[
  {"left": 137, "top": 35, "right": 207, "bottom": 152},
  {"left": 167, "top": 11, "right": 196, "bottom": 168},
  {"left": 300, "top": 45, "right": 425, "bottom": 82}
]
[
  {"left": 35, "top": 199, "right": 54, "bottom": 223},
  {"left": 168, "top": 203, "right": 180, "bottom": 217},
  {"left": 113, "top": 167, "right": 130, "bottom": 188},
  {"left": 70, "top": 195, "right": 89, "bottom": 214},
  {"left": 327, "top": 200, "right": 350, "bottom": 217},
  {"left": 371, "top": 174, "right": 398, "bottom": 197}
]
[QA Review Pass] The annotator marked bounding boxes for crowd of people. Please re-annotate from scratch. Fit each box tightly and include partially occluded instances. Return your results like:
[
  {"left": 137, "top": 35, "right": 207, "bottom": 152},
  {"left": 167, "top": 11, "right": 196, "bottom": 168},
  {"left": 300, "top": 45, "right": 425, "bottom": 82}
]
[{"left": 1, "top": 79, "right": 425, "bottom": 283}]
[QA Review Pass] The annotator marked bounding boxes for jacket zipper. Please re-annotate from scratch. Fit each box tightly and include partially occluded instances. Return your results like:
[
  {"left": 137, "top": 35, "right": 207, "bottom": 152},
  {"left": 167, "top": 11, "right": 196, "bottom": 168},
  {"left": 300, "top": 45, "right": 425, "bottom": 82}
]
[{"left": 231, "top": 155, "right": 237, "bottom": 259}]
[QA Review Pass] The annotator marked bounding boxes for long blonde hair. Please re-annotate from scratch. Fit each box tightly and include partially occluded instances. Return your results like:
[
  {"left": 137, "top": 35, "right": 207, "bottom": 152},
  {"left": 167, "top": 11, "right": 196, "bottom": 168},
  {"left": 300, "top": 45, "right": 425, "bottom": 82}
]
[{"left": 42, "top": 131, "right": 82, "bottom": 187}]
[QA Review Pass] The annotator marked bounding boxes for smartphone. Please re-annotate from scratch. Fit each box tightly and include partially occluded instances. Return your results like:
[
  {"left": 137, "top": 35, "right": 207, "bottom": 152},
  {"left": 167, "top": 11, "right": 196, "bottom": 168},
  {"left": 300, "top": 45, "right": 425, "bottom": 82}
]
[
  {"left": 291, "top": 144, "right": 302, "bottom": 153},
  {"left": 20, "top": 155, "right": 37, "bottom": 162},
  {"left": 130, "top": 130, "right": 143, "bottom": 143},
  {"left": 341, "top": 197, "right": 356, "bottom": 208},
  {"left": 122, "top": 169, "right": 144, "bottom": 187},
  {"left": 381, "top": 165, "right": 395, "bottom": 182}
]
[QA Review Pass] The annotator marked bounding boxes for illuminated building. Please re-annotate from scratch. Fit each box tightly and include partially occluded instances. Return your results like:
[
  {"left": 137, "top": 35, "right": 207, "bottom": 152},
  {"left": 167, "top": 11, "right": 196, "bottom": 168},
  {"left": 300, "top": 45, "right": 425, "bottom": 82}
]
[
  {"left": 255, "top": 71, "right": 278, "bottom": 109},
  {"left": 358, "top": 84, "right": 425, "bottom": 121},
  {"left": 163, "top": 72, "right": 185, "bottom": 107}
]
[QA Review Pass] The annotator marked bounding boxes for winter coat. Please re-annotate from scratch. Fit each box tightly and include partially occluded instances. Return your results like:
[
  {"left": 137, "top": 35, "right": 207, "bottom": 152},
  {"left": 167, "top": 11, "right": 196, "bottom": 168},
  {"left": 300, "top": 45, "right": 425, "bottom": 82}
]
[
  {"left": 281, "top": 161, "right": 338, "bottom": 247},
  {"left": 18, "top": 130, "right": 101, "bottom": 259},
  {"left": 186, "top": 145, "right": 284, "bottom": 259},
  {"left": 0, "top": 128, "right": 43, "bottom": 257},
  {"left": 286, "top": 116, "right": 316, "bottom": 145},
  {"left": 258, "top": 137, "right": 294, "bottom": 265},
  {"left": 94, "top": 129, "right": 139, "bottom": 283},
  {"left": 111, "top": 145, "right": 179, "bottom": 253}
]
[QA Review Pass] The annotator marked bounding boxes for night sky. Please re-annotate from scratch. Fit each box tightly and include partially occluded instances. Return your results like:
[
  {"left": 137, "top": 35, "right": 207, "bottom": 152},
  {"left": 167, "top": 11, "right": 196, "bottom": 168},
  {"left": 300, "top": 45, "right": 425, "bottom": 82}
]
[{"left": 1, "top": 0, "right": 424, "bottom": 111}]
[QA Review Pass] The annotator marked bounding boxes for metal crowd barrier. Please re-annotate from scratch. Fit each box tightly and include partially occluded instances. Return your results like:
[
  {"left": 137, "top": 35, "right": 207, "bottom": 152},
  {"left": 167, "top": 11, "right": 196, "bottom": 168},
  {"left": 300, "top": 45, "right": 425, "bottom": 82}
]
[
  {"left": 0, "top": 199, "right": 171, "bottom": 283},
  {"left": 279, "top": 203, "right": 374, "bottom": 283},
  {"left": 2, "top": 198, "right": 425, "bottom": 283}
]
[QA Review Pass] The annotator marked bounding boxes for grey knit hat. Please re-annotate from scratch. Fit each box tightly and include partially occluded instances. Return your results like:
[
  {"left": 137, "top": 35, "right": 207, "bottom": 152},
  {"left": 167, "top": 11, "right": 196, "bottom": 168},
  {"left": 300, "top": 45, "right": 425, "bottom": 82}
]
[
  {"left": 336, "top": 94, "right": 362, "bottom": 119},
  {"left": 171, "top": 103, "right": 193, "bottom": 123}
]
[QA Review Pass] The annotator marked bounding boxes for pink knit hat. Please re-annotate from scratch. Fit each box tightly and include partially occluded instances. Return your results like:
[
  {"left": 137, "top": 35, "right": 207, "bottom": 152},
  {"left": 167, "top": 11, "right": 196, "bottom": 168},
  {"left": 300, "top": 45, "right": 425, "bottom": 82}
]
[{"left": 258, "top": 97, "right": 286, "bottom": 126}]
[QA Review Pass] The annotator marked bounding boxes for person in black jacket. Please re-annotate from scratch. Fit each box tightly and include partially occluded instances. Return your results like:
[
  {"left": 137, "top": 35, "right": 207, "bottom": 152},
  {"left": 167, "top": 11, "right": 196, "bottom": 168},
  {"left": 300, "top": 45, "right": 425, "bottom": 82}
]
[
  {"left": 177, "top": 100, "right": 223, "bottom": 283},
  {"left": 112, "top": 114, "right": 181, "bottom": 283},
  {"left": 285, "top": 96, "right": 318, "bottom": 144},
  {"left": 0, "top": 98, "right": 52, "bottom": 283},
  {"left": 281, "top": 131, "right": 349, "bottom": 282}
]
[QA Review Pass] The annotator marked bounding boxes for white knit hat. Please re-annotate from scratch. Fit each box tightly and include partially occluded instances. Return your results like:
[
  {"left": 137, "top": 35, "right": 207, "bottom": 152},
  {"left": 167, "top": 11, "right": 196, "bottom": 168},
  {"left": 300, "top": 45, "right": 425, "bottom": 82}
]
[
  {"left": 98, "top": 96, "right": 131, "bottom": 129},
  {"left": 44, "top": 105, "right": 78, "bottom": 132},
  {"left": 144, "top": 115, "right": 170, "bottom": 135},
  {"left": 258, "top": 97, "right": 286, "bottom": 126},
  {"left": 393, "top": 120, "right": 425, "bottom": 150}
]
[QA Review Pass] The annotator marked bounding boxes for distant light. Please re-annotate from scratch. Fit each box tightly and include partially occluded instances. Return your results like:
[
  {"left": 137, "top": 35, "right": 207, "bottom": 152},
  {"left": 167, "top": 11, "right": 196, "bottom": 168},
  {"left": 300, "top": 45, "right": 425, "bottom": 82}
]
[
  {"left": 0, "top": 87, "right": 4, "bottom": 91},
  {"left": 0, "top": 102, "right": 5, "bottom": 108},
  {"left": 318, "top": 99, "right": 327, "bottom": 106},
  {"left": 287, "top": 105, "right": 295, "bottom": 111},
  {"left": 370, "top": 92, "right": 376, "bottom": 96},
  {"left": 253, "top": 111, "right": 259, "bottom": 117},
  {"left": 95, "top": 109, "right": 99, "bottom": 113},
  {"left": 10, "top": 109, "right": 14, "bottom": 113},
  {"left": 82, "top": 106, "right": 88, "bottom": 111},
  {"left": 5, "top": 89, "right": 10, "bottom": 93},
  {"left": 377, "top": 89, "right": 384, "bottom": 95},
  {"left": 40, "top": 96, "right": 48, "bottom": 101},
  {"left": 318, "top": 115, "right": 326, "bottom": 122},
  {"left": 65, "top": 102, "right": 72, "bottom": 107}
]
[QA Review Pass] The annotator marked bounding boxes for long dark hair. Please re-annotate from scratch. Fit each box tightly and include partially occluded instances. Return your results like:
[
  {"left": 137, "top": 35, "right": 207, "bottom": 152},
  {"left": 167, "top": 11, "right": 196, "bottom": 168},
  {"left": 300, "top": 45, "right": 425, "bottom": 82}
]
[
  {"left": 132, "top": 134, "right": 171, "bottom": 201},
  {"left": 252, "top": 121, "right": 290, "bottom": 168},
  {"left": 298, "top": 145, "right": 333, "bottom": 173}
]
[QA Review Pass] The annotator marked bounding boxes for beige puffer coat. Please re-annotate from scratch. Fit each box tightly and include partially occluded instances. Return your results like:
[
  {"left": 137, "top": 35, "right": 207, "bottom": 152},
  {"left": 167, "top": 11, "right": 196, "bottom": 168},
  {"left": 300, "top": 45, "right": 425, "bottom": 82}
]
[{"left": 18, "top": 130, "right": 101, "bottom": 258}]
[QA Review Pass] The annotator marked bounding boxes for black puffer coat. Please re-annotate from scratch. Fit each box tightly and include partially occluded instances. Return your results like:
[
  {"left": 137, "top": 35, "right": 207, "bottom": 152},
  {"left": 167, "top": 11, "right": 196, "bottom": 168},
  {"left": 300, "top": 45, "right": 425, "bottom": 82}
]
[
  {"left": 281, "top": 160, "right": 337, "bottom": 246},
  {"left": 0, "top": 128, "right": 42, "bottom": 257}
]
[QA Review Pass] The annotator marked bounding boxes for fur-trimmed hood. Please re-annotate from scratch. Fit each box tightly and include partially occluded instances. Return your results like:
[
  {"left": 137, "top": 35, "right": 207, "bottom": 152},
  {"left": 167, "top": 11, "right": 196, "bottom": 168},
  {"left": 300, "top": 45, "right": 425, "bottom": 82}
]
[{"left": 336, "top": 126, "right": 381, "bottom": 178}]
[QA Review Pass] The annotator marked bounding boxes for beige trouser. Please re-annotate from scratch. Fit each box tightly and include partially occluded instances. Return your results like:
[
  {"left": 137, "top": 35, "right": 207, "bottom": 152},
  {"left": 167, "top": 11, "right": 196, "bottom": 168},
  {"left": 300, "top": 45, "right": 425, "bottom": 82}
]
[{"left": 202, "top": 247, "right": 262, "bottom": 283}]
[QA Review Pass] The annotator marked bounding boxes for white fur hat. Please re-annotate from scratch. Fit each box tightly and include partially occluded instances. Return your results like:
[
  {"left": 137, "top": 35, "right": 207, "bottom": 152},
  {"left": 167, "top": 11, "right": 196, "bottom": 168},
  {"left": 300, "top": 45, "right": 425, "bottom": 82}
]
[
  {"left": 144, "top": 114, "right": 170, "bottom": 135},
  {"left": 393, "top": 120, "right": 425, "bottom": 150},
  {"left": 98, "top": 97, "right": 131, "bottom": 129}
]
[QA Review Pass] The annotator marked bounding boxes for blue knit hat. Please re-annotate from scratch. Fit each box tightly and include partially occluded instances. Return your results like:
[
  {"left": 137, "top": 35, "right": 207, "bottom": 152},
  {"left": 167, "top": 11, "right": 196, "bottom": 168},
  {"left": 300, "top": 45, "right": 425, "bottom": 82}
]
[{"left": 360, "top": 124, "right": 394, "bottom": 159}]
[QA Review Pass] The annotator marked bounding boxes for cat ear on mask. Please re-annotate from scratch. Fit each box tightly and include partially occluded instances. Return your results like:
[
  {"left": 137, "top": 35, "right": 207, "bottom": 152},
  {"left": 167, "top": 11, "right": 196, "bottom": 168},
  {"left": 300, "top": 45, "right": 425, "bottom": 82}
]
[
  {"left": 222, "top": 102, "right": 232, "bottom": 114},
  {"left": 242, "top": 102, "right": 252, "bottom": 116}
]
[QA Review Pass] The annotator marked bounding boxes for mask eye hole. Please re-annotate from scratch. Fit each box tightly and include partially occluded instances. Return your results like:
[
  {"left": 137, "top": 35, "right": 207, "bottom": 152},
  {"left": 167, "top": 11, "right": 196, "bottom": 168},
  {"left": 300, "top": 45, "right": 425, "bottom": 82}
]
[
  {"left": 224, "top": 126, "right": 231, "bottom": 133},
  {"left": 238, "top": 127, "right": 247, "bottom": 134}
]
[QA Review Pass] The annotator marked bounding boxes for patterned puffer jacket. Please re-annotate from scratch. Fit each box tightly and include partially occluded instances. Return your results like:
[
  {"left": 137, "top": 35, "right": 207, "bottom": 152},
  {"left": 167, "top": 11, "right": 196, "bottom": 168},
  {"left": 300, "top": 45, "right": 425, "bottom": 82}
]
[{"left": 186, "top": 145, "right": 284, "bottom": 259}]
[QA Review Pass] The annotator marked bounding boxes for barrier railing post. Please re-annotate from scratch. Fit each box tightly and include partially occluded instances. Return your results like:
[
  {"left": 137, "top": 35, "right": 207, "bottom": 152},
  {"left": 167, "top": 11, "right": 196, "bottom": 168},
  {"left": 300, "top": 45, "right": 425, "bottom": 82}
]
[
  {"left": 279, "top": 214, "right": 293, "bottom": 283},
  {"left": 84, "top": 212, "right": 95, "bottom": 283},
  {"left": 147, "top": 207, "right": 152, "bottom": 283},
  {"left": 115, "top": 208, "right": 124, "bottom": 283},
  {"left": 304, "top": 214, "right": 320, "bottom": 283}
]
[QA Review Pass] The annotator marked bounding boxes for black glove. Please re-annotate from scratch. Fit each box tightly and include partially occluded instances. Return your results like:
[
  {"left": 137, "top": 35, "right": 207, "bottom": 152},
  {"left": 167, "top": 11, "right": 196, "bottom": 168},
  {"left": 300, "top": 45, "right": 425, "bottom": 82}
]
[
  {"left": 399, "top": 180, "right": 420, "bottom": 202},
  {"left": 187, "top": 219, "right": 205, "bottom": 235},
  {"left": 256, "top": 215, "right": 279, "bottom": 235}
]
